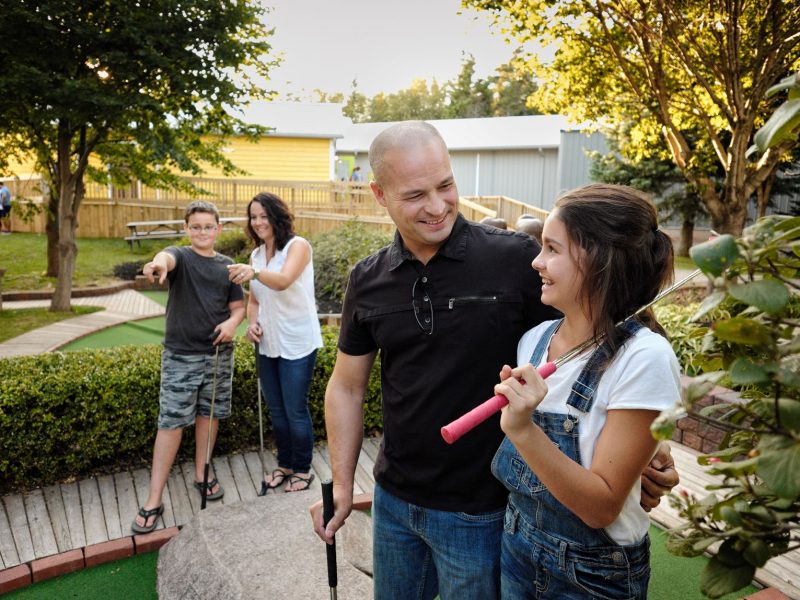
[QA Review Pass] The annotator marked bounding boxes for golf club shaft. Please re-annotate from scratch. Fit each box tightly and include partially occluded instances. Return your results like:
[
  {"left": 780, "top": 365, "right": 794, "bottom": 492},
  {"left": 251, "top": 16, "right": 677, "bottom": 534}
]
[
  {"left": 321, "top": 479, "right": 338, "bottom": 595},
  {"left": 441, "top": 269, "right": 702, "bottom": 444},
  {"left": 254, "top": 344, "right": 266, "bottom": 479},
  {"left": 201, "top": 344, "right": 220, "bottom": 510}
]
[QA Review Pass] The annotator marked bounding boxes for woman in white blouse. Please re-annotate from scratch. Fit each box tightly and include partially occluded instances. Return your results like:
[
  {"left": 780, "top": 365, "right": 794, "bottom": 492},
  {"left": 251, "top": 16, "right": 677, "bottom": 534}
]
[{"left": 228, "top": 193, "right": 323, "bottom": 493}]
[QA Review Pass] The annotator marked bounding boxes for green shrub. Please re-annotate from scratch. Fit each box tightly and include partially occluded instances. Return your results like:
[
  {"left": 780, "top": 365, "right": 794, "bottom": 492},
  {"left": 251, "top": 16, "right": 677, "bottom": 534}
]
[
  {"left": 112, "top": 260, "right": 148, "bottom": 280},
  {"left": 311, "top": 220, "right": 393, "bottom": 306},
  {"left": 656, "top": 302, "right": 713, "bottom": 376},
  {"left": 214, "top": 229, "right": 251, "bottom": 263},
  {"left": 0, "top": 325, "right": 382, "bottom": 493}
]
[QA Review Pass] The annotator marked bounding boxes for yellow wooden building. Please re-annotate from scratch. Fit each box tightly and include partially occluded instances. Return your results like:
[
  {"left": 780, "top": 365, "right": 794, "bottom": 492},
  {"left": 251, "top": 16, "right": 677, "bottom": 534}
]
[
  {"left": 202, "top": 101, "right": 348, "bottom": 180},
  {"left": 2, "top": 101, "right": 348, "bottom": 184}
]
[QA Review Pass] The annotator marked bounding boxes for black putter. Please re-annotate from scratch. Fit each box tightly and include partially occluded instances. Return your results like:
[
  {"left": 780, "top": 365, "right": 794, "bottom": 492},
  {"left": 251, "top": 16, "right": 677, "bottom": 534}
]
[
  {"left": 322, "top": 479, "right": 338, "bottom": 599},
  {"left": 200, "top": 343, "right": 220, "bottom": 510}
]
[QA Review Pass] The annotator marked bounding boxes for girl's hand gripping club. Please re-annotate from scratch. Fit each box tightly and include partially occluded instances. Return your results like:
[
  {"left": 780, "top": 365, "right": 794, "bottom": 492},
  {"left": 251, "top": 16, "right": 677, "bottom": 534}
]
[{"left": 441, "top": 361, "right": 557, "bottom": 444}]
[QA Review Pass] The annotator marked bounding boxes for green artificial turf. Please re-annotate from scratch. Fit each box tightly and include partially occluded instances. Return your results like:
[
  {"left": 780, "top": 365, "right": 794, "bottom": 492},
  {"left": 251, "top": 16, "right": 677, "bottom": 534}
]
[
  {"left": 648, "top": 525, "right": 759, "bottom": 599},
  {"left": 59, "top": 291, "right": 248, "bottom": 351},
  {"left": 5, "top": 552, "right": 158, "bottom": 600},
  {"left": 4, "top": 525, "right": 761, "bottom": 599}
]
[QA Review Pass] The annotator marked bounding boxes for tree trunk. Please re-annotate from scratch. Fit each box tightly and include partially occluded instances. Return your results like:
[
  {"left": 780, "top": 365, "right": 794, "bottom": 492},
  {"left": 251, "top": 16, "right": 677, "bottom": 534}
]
[
  {"left": 45, "top": 193, "right": 59, "bottom": 277},
  {"left": 50, "top": 176, "right": 79, "bottom": 312},
  {"left": 677, "top": 219, "right": 694, "bottom": 257}
]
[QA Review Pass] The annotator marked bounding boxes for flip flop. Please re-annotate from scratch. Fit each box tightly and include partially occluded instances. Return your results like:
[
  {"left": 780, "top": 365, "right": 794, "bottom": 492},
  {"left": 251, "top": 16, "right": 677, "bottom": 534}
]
[
  {"left": 194, "top": 478, "right": 224, "bottom": 501},
  {"left": 131, "top": 505, "right": 164, "bottom": 534},
  {"left": 285, "top": 473, "right": 315, "bottom": 493},
  {"left": 258, "top": 469, "right": 290, "bottom": 496}
]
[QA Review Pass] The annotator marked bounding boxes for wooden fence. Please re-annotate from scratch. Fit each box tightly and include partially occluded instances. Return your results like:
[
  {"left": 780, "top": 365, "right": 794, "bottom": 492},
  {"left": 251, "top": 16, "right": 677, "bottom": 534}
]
[
  {"left": 3, "top": 176, "right": 544, "bottom": 239},
  {"left": 463, "top": 195, "right": 549, "bottom": 226}
]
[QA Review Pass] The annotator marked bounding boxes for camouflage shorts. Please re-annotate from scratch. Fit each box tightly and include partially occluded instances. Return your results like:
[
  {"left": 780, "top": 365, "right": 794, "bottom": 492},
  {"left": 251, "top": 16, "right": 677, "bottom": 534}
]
[{"left": 158, "top": 346, "right": 234, "bottom": 430}]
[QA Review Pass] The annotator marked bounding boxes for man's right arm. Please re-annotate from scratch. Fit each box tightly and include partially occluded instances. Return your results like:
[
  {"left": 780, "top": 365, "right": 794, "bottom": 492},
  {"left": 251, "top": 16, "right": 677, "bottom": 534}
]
[{"left": 310, "top": 349, "right": 376, "bottom": 544}]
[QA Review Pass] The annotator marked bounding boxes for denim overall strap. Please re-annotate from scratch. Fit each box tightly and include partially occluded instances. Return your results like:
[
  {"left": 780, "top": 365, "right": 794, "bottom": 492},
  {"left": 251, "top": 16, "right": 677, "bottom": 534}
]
[
  {"left": 566, "top": 319, "right": 645, "bottom": 413},
  {"left": 528, "top": 319, "right": 562, "bottom": 367}
]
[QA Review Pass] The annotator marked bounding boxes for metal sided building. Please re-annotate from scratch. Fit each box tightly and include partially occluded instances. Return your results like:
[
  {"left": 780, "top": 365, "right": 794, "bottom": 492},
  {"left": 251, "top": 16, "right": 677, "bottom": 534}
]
[{"left": 335, "top": 115, "right": 608, "bottom": 211}]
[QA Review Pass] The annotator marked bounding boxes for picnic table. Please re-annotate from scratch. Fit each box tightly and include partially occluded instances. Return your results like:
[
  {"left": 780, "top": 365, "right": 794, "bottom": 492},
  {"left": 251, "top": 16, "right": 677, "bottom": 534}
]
[{"left": 125, "top": 217, "right": 247, "bottom": 248}]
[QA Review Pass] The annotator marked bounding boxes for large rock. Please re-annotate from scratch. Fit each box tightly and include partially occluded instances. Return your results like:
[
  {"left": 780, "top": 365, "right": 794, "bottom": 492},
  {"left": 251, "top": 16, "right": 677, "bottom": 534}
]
[{"left": 157, "top": 491, "right": 373, "bottom": 599}]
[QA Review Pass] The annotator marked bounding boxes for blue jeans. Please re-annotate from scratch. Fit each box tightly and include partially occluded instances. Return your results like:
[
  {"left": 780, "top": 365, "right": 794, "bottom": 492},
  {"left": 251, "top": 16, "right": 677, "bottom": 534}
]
[
  {"left": 257, "top": 350, "right": 317, "bottom": 473},
  {"left": 373, "top": 484, "right": 504, "bottom": 600}
]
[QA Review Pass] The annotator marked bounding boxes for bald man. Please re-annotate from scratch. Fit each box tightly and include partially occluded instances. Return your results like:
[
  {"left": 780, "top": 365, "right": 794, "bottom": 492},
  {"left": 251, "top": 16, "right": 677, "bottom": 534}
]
[{"left": 310, "top": 121, "right": 679, "bottom": 600}]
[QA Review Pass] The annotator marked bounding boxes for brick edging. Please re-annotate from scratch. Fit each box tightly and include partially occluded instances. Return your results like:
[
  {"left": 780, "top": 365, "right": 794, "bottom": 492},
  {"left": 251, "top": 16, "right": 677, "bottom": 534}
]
[
  {"left": 673, "top": 375, "right": 743, "bottom": 453},
  {"left": 2, "top": 281, "right": 135, "bottom": 301},
  {"left": 0, "top": 527, "right": 179, "bottom": 595}
]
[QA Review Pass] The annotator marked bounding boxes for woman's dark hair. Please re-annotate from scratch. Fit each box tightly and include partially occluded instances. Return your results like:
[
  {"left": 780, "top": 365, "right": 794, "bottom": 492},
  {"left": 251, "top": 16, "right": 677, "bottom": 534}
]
[
  {"left": 246, "top": 192, "right": 295, "bottom": 250},
  {"left": 554, "top": 183, "right": 674, "bottom": 357}
]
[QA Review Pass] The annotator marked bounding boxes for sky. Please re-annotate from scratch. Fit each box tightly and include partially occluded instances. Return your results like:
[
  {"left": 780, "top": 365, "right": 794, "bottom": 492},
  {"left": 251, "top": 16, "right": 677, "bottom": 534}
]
[{"left": 259, "top": 0, "right": 525, "bottom": 98}]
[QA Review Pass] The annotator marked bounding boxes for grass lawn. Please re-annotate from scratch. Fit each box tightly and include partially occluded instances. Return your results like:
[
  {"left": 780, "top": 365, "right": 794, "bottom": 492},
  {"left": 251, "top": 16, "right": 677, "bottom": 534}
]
[
  {"left": 674, "top": 254, "right": 697, "bottom": 271},
  {"left": 0, "top": 232, "right": 174, "bottom": 291},
  {"left": 0, "top": 305, "right": 103, "bottom": 343}
]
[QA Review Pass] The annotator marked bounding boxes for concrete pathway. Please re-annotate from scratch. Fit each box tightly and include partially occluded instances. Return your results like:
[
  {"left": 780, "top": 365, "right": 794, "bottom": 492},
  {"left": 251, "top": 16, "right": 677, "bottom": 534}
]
[{"left": 0, "top": 289, "right": 165, "bottom": 358}]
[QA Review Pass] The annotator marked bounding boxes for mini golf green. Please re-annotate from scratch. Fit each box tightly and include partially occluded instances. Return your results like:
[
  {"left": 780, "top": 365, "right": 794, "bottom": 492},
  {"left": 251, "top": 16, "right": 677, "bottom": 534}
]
[
  {"left": 5, "top": 526, "right": 759, "bottom": 599},
  {"left": 5, "top": 552, "right": 157, "bottom": 599},
  {"left": 60, "top": 291, "right": 248, "bottom": 350}
]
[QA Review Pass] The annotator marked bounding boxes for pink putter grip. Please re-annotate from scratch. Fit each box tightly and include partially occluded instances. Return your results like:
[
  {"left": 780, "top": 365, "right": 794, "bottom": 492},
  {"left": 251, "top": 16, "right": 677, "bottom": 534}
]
[{"left": 441, "top": 362, "right": 557, "bottom": 444}]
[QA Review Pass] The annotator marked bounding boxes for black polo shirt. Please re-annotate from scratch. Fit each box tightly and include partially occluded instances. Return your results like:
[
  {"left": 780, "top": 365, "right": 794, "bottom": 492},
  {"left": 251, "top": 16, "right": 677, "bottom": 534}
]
[{"left": 339, "top": 214, "right": 558, "bottom": 513}]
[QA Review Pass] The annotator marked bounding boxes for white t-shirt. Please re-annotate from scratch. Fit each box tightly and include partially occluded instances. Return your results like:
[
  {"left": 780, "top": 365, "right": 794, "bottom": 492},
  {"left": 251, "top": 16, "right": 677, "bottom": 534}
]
[
  {"left": 250, "top": 236, "right": 323, "bottom": 359},
  {"left": 517, "top": 320, "right": 681, "bottom": 544}
]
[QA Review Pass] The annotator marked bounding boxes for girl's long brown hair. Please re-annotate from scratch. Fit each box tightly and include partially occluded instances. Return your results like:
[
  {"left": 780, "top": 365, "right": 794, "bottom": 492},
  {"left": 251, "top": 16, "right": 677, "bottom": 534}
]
[{"left": 554, "top": 183, "right": 674, "bottom": 360}]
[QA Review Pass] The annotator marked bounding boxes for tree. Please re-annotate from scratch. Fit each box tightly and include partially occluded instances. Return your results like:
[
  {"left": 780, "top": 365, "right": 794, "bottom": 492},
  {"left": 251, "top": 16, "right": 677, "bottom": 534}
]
[
  {"left": 489, "top": 49, "right": 541, "bottom": 117},
  {"left": 467, "top": 0, "right": 800, "bottom": 235},
  {"left": 365, "top": 79, "right": 448, "bottom": 122},
  {"left": 590, "top": 144, "right": 707, "bottom": 257},
  {"left": 342, "top": 80, "right": 370, "bottom": 123},
  {"left": 317, "top": 52, "right": 544, "bottom": 122},
  {"left": 446, "top": 54, "right": 493, "bottom": 118},
  {"left": 0, "top": 0, "right": 274, "bottom": 311}
]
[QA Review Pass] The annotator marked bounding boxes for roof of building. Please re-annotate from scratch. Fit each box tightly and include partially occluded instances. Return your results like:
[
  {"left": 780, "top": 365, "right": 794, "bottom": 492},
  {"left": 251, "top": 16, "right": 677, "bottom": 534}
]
[
  {"left": 231, "top": 100, "right": 350, "bottom": 139},
  {"left": 336, "top": 114, "right": 585, "bottom": 153}
]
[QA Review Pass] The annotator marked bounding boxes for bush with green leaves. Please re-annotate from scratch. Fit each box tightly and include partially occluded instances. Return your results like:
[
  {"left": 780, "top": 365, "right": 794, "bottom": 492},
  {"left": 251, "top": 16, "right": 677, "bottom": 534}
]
[
  {"left": 0, "top": 326, "right": 382, "bottom": 493},
  {"left": 311, "top": 220, "right": 393, "bottom": 307},
  {"left": 213, "top": 228, "right": 251, "bottom": 264},
  {"left": 651, "top": 215, "right": 800, "bottom": 599},
  {"left": 112, "top": 260, "right": 148, "bottom": 281}
]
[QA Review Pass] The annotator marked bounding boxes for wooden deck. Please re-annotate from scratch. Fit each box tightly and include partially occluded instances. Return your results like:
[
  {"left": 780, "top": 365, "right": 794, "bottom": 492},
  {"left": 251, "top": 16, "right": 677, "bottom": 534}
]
[
  {"left": 1, "top": 439, "right": 798, "bottom": 598},
  {"left": 0, "top": 437, "right": 381, "bottom": 571}
]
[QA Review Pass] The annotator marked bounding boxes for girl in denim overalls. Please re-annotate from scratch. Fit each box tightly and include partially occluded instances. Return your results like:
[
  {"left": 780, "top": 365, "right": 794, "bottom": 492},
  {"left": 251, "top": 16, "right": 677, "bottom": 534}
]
[{"left": 491, "top": 184, "right": 681, "bottom": 599}]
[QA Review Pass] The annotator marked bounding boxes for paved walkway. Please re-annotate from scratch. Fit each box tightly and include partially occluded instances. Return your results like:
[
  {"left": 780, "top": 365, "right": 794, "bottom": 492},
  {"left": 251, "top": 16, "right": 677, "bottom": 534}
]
[{"left": 0, "top": 289, "right": 165, "bottom": 358}]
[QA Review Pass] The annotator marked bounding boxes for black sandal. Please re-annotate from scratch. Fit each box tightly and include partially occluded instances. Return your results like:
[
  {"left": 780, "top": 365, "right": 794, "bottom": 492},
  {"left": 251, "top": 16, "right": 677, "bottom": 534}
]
[
  {"left": 258, "top": 469, "right": 290, "bottom": 496},
  {"left": 284, "top": 473, "right": 315, "bottom": 493},
  {"left": 131, "top": 505, "right": 164, "bottom": 534},
  {"left": 194, "top": 478, "right": 224, "bottom": 501}
]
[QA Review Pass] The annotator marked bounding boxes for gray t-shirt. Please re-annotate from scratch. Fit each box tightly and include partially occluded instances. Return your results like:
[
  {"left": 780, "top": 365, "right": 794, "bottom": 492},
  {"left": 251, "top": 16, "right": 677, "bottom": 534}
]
[{"left": 164, "top": 246, "right": 244, "bottom": 354}]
